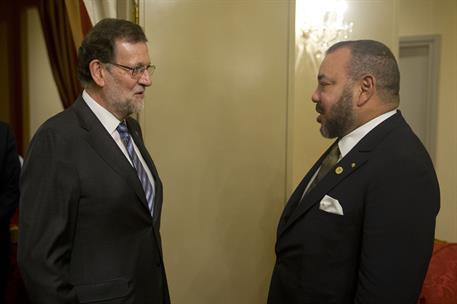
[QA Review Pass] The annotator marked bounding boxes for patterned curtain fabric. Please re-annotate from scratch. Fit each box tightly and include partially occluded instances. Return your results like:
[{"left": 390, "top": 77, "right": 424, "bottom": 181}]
[
  {"left": 37, "top": 0, "right": 91, "bottom": 108},
  {"left": 83, "top": 0, "right": 118, "bottom": 24},
  {"left": 64, "top": 0, "right": 92, "bottom": 49}
]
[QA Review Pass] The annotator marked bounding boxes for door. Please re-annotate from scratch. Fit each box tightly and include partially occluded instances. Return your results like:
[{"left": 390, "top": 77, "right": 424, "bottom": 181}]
[{"left": 399, "top": 36, "right": 440, "bottom": 161}]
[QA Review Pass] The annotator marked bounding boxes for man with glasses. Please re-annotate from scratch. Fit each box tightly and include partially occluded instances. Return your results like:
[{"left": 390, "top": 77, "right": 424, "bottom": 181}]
[{"left": 19, "top": 18, "right": 170, "bottom": 304}]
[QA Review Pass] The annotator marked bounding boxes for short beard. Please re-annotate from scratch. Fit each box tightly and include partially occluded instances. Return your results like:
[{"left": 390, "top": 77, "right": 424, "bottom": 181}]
[
  {"left": 113, "top": 98, "right": 144, "bottom": 120},
  {"left": 320, "top": 86, "right": 356, "bottom": 139}
]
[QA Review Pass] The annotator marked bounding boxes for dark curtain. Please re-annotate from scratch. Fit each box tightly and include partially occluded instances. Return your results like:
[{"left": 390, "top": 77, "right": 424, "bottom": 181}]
[
  {"left": 79, "top": 0, "right": 92, "bottom": 38},
  {"left": 38, "top": 0, "right": 82, "bottom": 108}
]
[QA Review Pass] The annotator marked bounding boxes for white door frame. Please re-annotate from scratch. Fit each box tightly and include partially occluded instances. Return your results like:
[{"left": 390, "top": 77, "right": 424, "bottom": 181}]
[{"left": 399, "top": 35, "right": 441, "bottom": 162}]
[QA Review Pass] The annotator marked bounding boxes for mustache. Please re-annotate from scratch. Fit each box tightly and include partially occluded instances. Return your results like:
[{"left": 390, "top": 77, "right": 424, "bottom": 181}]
[
  {"left": 135, "top": 85, "right": 146, "bottom": 94},
  {"left": 316, "top": 103, "right": 324, "bottom": 114}
]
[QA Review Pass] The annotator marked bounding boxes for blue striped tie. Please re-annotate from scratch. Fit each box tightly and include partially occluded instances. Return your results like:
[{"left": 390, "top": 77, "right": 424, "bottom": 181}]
[{"left": 117, "top": 122, "right": 155, "bottom": 217}]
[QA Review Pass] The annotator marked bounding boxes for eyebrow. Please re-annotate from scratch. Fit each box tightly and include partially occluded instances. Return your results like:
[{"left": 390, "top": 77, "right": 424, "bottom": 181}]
[{"left": 317, "top": 74, "right": 335, "bottom": 83}]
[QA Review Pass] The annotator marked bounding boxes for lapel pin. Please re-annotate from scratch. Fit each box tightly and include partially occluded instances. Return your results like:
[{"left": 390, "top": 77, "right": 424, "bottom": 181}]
[
  {"left": 351, "top": 163, "right": 356, "bottom": 168},
  {"left": 335, "top": 166, "right": 343, "bottom": 174}
]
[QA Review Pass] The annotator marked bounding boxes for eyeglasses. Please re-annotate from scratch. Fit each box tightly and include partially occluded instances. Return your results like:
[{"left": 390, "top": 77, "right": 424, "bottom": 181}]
[{"left": 108, "top": 62, "right": 156, "bottom": 79}]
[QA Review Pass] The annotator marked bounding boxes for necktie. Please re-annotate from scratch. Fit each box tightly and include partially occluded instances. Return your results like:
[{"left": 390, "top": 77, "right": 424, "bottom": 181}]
[
  {"left": 306, "top": 143, "right": 341, "bottom": 194},
  {"left": 117, "top": 122, "right": 155, "bottom": 217}
]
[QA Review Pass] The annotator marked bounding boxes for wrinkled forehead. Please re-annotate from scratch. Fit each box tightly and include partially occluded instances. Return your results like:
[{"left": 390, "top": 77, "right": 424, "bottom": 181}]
[{"left": 113, "top": 40, "right": 150, "bottom": 63}]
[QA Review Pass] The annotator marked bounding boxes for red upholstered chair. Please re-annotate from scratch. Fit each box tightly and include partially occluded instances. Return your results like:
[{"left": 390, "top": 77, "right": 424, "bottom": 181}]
[{"left": 418, "top": 240, "right": 457, "bottom": 304}]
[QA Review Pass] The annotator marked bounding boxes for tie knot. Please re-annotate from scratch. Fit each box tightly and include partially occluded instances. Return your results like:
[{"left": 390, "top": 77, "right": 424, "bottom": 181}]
[
  {"left": 117, "top": 122, "right": 129, "bottom": 137},
  {"left": 329, "top": 144, "right": 341, "bottom": 160}
]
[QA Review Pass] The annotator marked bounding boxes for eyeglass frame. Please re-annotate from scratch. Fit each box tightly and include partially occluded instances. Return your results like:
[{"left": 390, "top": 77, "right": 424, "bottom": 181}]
[{"left": 107, "top": 62, "right": 156, "bottom": 79}]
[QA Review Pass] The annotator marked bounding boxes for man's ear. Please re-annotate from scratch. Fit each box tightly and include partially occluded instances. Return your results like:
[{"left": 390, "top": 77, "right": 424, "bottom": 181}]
[
  {"left": 88, "top": 60, "right": 106, "bottom": 87},
  {"left": 357, "top": 74, "right": 376, "bottom": 106}
]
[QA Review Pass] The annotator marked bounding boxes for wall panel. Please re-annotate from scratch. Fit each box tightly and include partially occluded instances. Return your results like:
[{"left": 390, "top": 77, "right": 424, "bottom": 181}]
[{"left": 141, "top": 1, "right": 290, "bottom": 303}]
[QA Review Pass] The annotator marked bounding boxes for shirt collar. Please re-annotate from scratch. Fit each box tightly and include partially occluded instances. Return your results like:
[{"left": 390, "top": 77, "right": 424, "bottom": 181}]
[
  {"left": 82, "top": 90, "right": 122, "bottom": 135},
  {"left": 338, "top": 109, "right": 397, "bottom": 158}
]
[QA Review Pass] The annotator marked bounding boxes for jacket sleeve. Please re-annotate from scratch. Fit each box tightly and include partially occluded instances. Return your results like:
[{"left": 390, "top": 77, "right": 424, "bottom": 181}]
[
  {"left": 18, "top": 127, "right": 80, "bottom": 304},
  {"left": 354, "top": 153, "right": 440, "bottom": 304},
  {"left": 0, "top": 124, "right": 20, "bottom": 225}
]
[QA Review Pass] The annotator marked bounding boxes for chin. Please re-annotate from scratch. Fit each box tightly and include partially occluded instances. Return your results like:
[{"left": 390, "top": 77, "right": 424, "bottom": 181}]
[
  {"left": 131, "top": 100, "right": 145, "bottom": 114},
  {"left": 320, "top": 125, "right": 334, "bottom": 139}
]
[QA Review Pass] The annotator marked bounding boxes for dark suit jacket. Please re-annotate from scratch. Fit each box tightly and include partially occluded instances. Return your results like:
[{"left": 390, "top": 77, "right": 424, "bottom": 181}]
[
  {"left": 0, "top": 122, "right": 20, "bottom": 293},
  {"left": 0, "top": 122, "right": 20, "bottom": 226},
  {"left": 18, "top": 96, "right": 170, "bottom": 304},
  {"left": 268, "top": 112, "right": 440, "bottom": 304}
]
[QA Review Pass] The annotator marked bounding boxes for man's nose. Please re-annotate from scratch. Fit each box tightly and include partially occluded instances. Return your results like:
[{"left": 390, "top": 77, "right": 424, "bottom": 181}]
[
  {"left": 139, "top": 71, "right": 152, "bottom": 86},
  {"left": 311, "top": 89, "right": 319, "bottom": 103}
]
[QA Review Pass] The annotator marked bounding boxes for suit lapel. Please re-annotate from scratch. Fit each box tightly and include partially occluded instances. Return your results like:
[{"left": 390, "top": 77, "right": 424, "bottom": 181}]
[
  {"left": 125, "top": 118, "right": 165, "bottom": 256},
  {"left": 279, "top": 150, "right": 370, "bottom": 236},
  {"left": 278, "top": 112, "right": 406, "bottom": 237},
  {"left": 70, "top": 97, "right": 150, "bottom": 212},
  {"left": 277, "top": 144, "right": 335, "bottom": 234},
  {"left": 126, "top": 118, "right": 163, "bottom": 223}
]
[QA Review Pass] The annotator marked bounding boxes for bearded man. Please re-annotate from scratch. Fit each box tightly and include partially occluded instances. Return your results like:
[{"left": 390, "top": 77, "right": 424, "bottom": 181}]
[
  {"left": 268, "top": 40, "right": 439, "bottom": 304},
  {"left": 19, "top": 18, "right": 170, "bottom": 304}
]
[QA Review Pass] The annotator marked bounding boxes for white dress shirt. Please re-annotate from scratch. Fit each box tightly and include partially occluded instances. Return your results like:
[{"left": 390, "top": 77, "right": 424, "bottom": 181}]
[{"left": 82, "top": 90, "right": 155, "bottom": 189}]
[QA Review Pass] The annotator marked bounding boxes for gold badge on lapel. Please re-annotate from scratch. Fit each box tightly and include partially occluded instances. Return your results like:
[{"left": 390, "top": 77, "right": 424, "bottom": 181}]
[{"left": 335, "top": 166, "right": 343, "bottom": 174}]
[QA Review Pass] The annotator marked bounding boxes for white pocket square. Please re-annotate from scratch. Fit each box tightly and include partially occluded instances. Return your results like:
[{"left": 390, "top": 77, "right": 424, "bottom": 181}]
[{"left": 319, "top": 195, "right": 344, "bottom": 215}]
